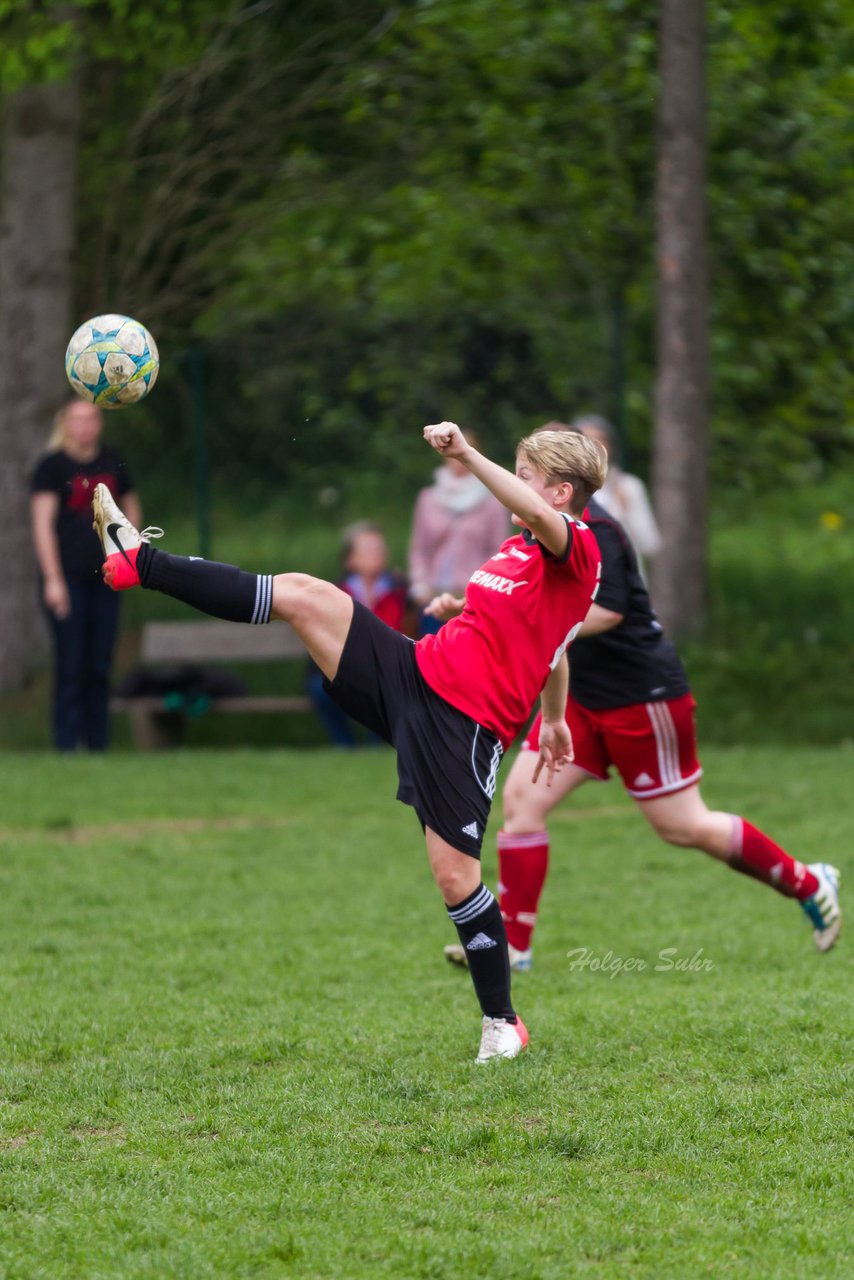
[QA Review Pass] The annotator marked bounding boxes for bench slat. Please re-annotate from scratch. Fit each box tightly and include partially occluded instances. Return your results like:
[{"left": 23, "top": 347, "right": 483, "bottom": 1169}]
[
  {"left": 111, "top": 695, "right": 312, "bottom": 713},
  {"left": 140, "top": 620, "right": 305, "bottom": 663},
  {"left": 113, "top": 619, "right": 313, "bottom": 748}
]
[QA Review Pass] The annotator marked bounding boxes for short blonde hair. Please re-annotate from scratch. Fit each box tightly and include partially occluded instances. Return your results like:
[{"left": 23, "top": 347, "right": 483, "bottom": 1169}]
[
  {"left": 516, "top": 428, "right": 608, "bottom": 514},
  {"left": 48, "top": 399, "right": 102, "bottom": 450}
]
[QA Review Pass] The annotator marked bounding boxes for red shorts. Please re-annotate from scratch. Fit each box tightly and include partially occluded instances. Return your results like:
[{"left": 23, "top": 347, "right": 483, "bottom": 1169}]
[{"left": 523, "top": 693, "right": 702, "bottom": 800}]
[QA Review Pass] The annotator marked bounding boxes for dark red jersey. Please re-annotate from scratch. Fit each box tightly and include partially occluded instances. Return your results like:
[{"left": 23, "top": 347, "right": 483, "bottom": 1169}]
[{"left": 414, "top": 515, "right": 601, "bottom": 749}]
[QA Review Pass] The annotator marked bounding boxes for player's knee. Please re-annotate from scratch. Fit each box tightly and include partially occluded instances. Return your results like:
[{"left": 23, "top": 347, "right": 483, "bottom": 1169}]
[
  {"left": 502, "top": 760, "right": 543, "bottom": 827},
  {"left": 433, "top": 861, "right": 479, "bottom": 906},
  {"left": 653, "top": 817, "right": 700, "bottom": 848},
  {"left": 271, "top": 572, "right": 325, "bottom": 623}
]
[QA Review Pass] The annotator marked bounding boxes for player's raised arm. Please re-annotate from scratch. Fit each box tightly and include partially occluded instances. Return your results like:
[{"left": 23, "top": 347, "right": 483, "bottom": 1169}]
[{"left": 423, "top": 422, "right": 572, "bottom": 557}]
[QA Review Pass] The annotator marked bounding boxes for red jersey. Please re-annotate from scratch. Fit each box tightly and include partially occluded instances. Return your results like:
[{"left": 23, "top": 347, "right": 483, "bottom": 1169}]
[{"left": 414, "top": 516, "right": 601, "bottom": 748}]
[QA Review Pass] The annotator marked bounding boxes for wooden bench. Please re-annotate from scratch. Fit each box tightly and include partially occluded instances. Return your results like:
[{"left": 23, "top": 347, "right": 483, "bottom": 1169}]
[{"left": 111, "top": 620, "right": 312, "bottom": 749}]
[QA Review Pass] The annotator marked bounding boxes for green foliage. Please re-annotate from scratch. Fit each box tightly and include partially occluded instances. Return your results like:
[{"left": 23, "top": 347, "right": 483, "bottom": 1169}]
[
  {"left": 178, "top": 0, "right": 852, "bottom": 495},
  {"left": 0, "top": 0, "right": 215, "bottom": 91},
  {"left": 0, "top": 747, "right": 850, "bottom": 1276},
  {"left": 5, "top": 0, "right": 853, "bottom": 494},
  {"left": 0, "top": 5, "right": 76, "bottom": 91},
  {"left": 196, "top": 0, "right": 659, "bottom": 488},
  {"left": 708, "top": 4, "right": 854, "bottom": 483},
  {"left": 684, "top": 485, "right": 854, "bottom": 747}
]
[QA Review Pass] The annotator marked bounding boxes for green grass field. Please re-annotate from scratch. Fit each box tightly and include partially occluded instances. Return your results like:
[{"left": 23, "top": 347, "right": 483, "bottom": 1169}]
[{"left": 0, "top": 746, "right": 850, "bottom": 1278}]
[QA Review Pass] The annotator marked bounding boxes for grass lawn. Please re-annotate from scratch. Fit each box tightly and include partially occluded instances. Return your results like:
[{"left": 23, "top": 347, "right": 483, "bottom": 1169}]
[{"left": 0, "top": 746, "right": 850, "bottom": 1278}]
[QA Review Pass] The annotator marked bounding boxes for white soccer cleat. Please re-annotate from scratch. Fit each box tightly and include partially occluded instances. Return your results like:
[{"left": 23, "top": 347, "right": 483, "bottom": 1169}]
[
  {"left": 444, "top": 941, "right": 532, "bottom": 972},
  {"left": 800, "top": 863, "right": 842, "bottom": 952},
  {"left": 476, "top": 1015, "right": 529, "bottom": 1063},
  {"left": 91, "top": 483, "right": 163, "bottom": 590}
]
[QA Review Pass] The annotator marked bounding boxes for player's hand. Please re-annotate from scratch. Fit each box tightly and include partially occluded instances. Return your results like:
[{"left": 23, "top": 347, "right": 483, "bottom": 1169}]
[
  {"left": 423, "top": 421, "right": 469, "bottom": 459},
  {"left": 424, "top": 592, "right": 465, "bottom": 621},
  {"left": 532, "top": 719, "right": 574, "bottom": 786},
  {"left": 44, "top": 575, "right": 71, "bottom": 620}
]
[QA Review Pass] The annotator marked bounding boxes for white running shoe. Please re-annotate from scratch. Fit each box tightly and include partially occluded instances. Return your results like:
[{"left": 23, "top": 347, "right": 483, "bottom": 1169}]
[
  {"left": 476, "top": 1015, "right": 529, "bottom": 1063},
  {"left": 509, "top": 943, "right": 533, "bottom": 972},
  {"left": 800, "top": 863, "right": 842, "bottom": 952},
  {"left": 443, "top": 942, "right": 533, "bottom": 972}
]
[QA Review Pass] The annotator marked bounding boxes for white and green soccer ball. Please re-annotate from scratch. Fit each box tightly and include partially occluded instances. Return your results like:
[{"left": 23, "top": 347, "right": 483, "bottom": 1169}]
[{"left": 65, "top": 314, "right": 159, "bottom": 409}]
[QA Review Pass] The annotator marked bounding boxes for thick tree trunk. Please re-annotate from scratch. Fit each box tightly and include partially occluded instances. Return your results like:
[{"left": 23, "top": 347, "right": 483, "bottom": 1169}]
[
  {"left": 650, "top": 0, "right": 709, "bottom": 637},
  {"left": 0, "top": 78, "right": 80, "bottom": 690}
]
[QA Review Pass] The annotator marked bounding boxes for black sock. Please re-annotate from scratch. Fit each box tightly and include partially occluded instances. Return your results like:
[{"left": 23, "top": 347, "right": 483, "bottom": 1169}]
[
  {"left": 137, "top": 545, "right": 272, "bottom": 624},
  {"left": 447, "top": 884, "right": 515, "bottom": 1021}
]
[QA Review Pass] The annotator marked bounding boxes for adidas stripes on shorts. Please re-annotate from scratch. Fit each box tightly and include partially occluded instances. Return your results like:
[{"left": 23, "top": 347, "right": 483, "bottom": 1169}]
[
  {"left": 324, "top": 602, "right": 503, "bottom": 856},
  {"left": 523, "top": 692, "right": 702, "bottom": 800}
]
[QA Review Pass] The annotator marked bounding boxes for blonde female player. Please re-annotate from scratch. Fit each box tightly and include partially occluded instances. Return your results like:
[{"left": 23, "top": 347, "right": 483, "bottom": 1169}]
[{"left": 89, "top": 424, "right": 606, "bottom": 1062}]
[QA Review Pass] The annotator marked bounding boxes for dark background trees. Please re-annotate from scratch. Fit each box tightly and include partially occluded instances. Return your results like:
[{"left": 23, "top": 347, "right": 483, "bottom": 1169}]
[
  {"left": 0, "top": 77, "right": 80, "bottom": 688},
  {"left": 2, "top": 0, "right": 852, "bottom": 687},
  {"left": 652, "top": 0, "right": 708, "bottom": 635}
]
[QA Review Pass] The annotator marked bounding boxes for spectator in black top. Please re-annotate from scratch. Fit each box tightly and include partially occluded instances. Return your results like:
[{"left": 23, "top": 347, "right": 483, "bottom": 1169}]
[{"left": 30, "top": 399, "right": 141, "bottom": 751}]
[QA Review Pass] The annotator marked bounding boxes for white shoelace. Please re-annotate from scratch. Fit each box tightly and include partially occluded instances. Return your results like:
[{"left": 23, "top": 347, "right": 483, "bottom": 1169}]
[
  {"left": 478, "top": 1017, "right": 508, "bottom": 1056},
  {"left": 140, "top": 526, "right": 165, "bottom": 542}
]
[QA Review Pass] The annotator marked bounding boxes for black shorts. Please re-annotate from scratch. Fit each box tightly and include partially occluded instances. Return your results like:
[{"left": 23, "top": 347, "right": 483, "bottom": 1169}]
[{"left": 324, "top": 602, "right": 504, "bottom": 857}]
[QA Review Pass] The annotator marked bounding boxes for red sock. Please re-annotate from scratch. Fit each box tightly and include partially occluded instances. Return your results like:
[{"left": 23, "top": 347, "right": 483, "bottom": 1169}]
[
  {"left": 727, "top": 817, "right": 818, "bottom": 900},
  {"left": 497, "top": 830, "right": 550, "bottom": 950}
]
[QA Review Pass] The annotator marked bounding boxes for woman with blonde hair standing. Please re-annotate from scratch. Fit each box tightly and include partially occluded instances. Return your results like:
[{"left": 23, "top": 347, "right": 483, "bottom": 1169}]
[
  {"left": 30, "top": 399, "right": 142, "bottom": 751},
  {"left": 88, "top": 422, "right": 606, "bottom": 1061}
]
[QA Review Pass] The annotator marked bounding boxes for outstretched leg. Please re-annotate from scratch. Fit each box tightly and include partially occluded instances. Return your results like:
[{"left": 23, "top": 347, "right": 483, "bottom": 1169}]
[
  {"left": 637, "top": 784, "right": 842, "bottom": 951},
  {"left": 92, "top": 483, "right": 353, "bottom": 679}
]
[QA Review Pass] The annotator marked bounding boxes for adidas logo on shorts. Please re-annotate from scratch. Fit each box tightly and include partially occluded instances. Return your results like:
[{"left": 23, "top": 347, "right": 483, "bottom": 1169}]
[
  {"left": 462, "top": 821, "right": 479, "bottom": 839},
  {"left": 466, "top": 932, "right": 497, "bottom": 951}
]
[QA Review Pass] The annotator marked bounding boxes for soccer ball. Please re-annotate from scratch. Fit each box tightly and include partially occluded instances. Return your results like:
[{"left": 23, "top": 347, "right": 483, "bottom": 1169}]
[{"left": 65, "top": 314, "right": 159, "bottom": 409}]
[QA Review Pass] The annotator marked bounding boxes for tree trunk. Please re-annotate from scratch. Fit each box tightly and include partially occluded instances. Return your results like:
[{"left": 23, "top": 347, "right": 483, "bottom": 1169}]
[
  {"left": 650, "top": 0, "right": 709, "bottom": 637},
  {"left": 0, "top": 77, "right": 80, "bottom": 690}
]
